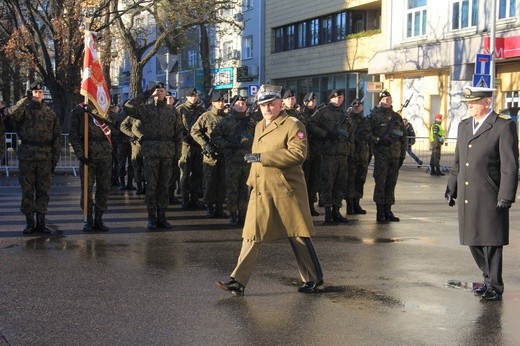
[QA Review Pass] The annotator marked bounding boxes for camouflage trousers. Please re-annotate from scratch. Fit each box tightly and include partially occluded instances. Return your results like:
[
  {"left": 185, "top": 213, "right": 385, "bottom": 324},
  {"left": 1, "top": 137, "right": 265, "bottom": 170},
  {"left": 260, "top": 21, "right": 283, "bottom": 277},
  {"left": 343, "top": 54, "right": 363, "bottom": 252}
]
[
  {"left": 372, "top": 154, "right": 400, "bottom": 204},
  {"left": 179, "top": 144, "right": 203, "bottom": 200},
  {"left": 144, "top": 157, "right": 173, "bottom": 209},
  {"left": 79, "top": 159, "right": 112, "bottom": 211},
  {"left": 347, "top": 154, "right": 369, "bottom": 200},
  {"left": 320, "top": 154, "right": 348, "bottom": 207},
  {"left": 131, "top": 144, "right": 144, "bottom": 186},
  {"left": 18, "top": 159, "right": 53, "bottom": 214},
  {"left": 303, "top": 154, "right": 322, "bottom": 203},
  {"left": 202, "top": 160, "right": 226, "bottom": 205},
  {"left": 225, "top": 160, "right": 250, "bottom": 213},
  {"left": 117, "top": 142, "right": 134, "bottom": 181},
  {"left": 430, "top": 143, "right": 442, "bottom": 167}
]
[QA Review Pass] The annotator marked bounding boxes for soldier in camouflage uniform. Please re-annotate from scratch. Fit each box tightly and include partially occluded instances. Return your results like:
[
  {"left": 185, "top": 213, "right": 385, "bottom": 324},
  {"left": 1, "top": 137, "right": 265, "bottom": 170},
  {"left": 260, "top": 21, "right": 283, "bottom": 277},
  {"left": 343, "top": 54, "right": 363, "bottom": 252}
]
[
  {"left": 191, "top": 91, "right": 228, "bottom": 218},
  {"left": 300, "top": 92, "right": 322, "bottom": 216},
  {"left": 120, "top": 115, "right": 145, "bottom": 195},
  {"left": 176, "top": 87, "right": 205, "bottom": 209},
  {"left": 70, "top": 103, "right": 113, "bottom": 232},
  {"left": 346, "top": 101, "right": 370, "bottom": 215},
  {"left": 114, "top": 104, "right": 135, "bottom": 190},
  {"left": 362, "top": 91, "right": 407, "bottom": 222},
  {"left": 8, "top": 82, "right": 61, "bottom": 234},
  {"left": 211, "top": 95, "right": 256, "bottom": 225},
  {"left": 124, "top": 82, "right": 183, "bottom": 230},
  {"left": 307, "top": 89, "right": 353, "bottom": 223},
  {"left": 282, "top": 89, "right": 305, "bottom": 123}
]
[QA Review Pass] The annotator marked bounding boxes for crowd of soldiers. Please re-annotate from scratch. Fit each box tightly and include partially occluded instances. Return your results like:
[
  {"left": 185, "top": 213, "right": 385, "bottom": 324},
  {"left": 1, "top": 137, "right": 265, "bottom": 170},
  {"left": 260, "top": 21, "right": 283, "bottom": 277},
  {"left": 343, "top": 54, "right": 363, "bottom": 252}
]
[{"left": 3, "top": 80, "right": 408, "bottom": 234}]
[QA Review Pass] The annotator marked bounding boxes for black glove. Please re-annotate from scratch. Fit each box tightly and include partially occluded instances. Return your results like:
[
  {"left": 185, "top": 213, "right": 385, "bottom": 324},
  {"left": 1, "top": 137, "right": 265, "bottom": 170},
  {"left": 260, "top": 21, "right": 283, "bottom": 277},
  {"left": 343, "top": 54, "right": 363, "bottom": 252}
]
[
  {"left": 377, "top": 137, "right": 392, "bottom": 146},
  {"left": 0, "top": 106, "right": 7, "bottom": 118},
  {"left": 398, "top": 157, "right": 404, "bottom": 168},
  {"left": 325, "top": 130, "right": 338, "bottom": 141},
  {"left": 78, "top": 155, "right": 90, "bottom": 166},
  {"left": 497, "top": 199, "right": 512, "bottom": 209},
  {"left": 244, "top": 153, "right": 261, "bottom": 163},
  {"left": 202, "top": 143, "right": 218, "bottom": 158},
  {"left": 445, "top": 193, "right": 456, "bottom": 207},
  {"left": 143, "top": 85, "right": 158, "bottom": 99},
  {"left": 26, "top": 90, "right": 33, "bottom": 99}
]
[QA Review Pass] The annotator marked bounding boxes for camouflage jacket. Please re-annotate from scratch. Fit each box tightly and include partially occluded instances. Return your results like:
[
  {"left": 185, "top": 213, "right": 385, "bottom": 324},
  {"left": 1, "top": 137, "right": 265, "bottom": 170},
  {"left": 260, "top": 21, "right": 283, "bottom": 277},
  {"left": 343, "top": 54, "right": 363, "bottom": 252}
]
[
  {"left": 176, "top": 100, "right": 205, "bottom": 147},
  {"left": 307, "top": 103, "right": 354, "bottom": 156},
  {"left": 69, "top": 104, "right": 113, "bottom": 161},
  {"left": 362, "top": 106, "right": 406, "bottom": 159},
  {"left": 191, "top": 106, "right": 227, "bottom": 164},
  {"left": 9, "top": 97, "right": 61, "bottom": 162},
  {"left": 124, "top": 96, "right": 183, "bottom": 159},
  {"left": 211, "top": 110, "right": 256, "bottom": 163},
  {"left": 349, "top": 111, "right": 370, "bottom": 158}
]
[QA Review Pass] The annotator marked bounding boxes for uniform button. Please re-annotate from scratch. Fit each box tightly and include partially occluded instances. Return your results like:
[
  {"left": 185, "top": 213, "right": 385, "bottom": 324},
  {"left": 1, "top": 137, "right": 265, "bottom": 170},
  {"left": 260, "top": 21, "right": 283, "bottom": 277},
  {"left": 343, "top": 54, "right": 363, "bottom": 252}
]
[
  {"left": 465, "top": 163, "right": 469, "bottom": 166},
  {"left": 468, "top": 144, "right": 472, "bottom": 148},
  {"left": 257, "top": 192, "right": 261, "bottom": 195},
  {"left": 465, "top": 200, "right": 468, "bottom": 204},
  {"left": 465, "top": 181, "right": 469, "bottom": 185},
  {"left": 256, "top": 174, "right": 260, "bottom": 178}
]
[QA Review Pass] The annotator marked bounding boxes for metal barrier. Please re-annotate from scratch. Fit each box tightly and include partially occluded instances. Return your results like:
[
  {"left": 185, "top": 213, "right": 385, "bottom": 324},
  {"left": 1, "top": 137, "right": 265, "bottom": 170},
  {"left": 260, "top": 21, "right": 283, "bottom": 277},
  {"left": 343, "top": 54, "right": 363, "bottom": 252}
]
[
  {"left": 402, "top": 136, "right": 456, "bottom": 172},
  {"left": 1, "top": 133, "right": 79, "bottom": 177}
]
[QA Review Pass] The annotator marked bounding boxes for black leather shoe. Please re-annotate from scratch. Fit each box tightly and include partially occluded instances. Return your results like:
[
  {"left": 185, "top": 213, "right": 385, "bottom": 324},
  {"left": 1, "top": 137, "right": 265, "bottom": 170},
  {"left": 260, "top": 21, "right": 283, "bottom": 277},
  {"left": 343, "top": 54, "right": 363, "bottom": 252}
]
[
  {"left": 216, "top": 280, "right": 245, "bottom": 296},
  {"left": 298, "top": 279, "right": 324, "bottom": 293},
  {"left": 481, "top": 290, "right": 502, "bottom": 301},
  {"left": 472, "top": 283, "right": 487, "bottom": 296}
]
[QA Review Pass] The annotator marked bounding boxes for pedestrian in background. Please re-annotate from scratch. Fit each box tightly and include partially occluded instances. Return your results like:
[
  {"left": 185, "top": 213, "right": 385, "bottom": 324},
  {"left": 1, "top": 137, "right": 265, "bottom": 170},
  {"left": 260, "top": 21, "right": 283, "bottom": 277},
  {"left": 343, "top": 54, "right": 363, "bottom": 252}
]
[
  {"left": 120, "top": 115, "right": 145, "bottom": 195},
  {"left": 403, "top": 118, "right": 423, "bottom": 167},
  {"left": 7, "top": 82, "right": 61, "bottom": 234},
  {"left": 446, "top": 86, "right": 518, "bottom": 301},
  {"left": 362, "top": 91, "right": 406, "bottom": 223},
  {"left": 429, "top": 114, "right": 445, "bottom": 176},
  {"left": 124, "top": 82, "right": 183, "bottom": 230},
  {"left": 70, "top": 102, "right": 112, "bottom": 232},
  {"left": 217, "top": 84, "right": 323, "bottom": 295}
]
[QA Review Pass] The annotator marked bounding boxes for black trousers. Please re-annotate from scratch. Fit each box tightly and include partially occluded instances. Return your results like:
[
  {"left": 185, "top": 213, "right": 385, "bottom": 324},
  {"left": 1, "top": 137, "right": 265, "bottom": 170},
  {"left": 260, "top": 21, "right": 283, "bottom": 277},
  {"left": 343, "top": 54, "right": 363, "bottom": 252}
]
[{"left": 469, "top": 246, "right": 503, "bottom": 293}]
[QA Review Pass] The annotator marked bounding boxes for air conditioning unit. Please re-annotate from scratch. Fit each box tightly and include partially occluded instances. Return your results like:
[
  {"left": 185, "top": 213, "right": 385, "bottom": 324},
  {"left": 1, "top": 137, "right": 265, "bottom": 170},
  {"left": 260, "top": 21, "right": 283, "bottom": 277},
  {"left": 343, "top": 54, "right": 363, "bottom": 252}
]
[{"left": 248, "top": 65, "right": 258, "bottom": 76}]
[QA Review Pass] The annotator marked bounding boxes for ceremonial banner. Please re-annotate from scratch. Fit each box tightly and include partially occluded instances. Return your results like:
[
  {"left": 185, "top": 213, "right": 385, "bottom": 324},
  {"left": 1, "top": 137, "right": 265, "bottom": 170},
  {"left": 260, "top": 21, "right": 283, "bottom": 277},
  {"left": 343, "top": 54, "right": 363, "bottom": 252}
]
[{"left": 80, "top": 30, "right": 110, "bottom": 118}]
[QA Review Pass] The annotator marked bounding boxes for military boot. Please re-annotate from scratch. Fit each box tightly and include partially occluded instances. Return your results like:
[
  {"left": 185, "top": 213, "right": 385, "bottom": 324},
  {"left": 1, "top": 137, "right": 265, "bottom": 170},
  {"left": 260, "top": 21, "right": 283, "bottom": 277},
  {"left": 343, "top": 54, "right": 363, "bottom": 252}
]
[
  {"left": 93, "top": 208, "right": 109, "bottom": 232},
  {"left": 147, "top": 208, "right": 157, "bottom": 230},
  {"left": 214, "top": 204, "right": 228, "bottom": 218},
  {"left": 332, "top": 205, "right": 348, "bottom": 223},
  {"left": 309, "top": 202, "right": 320, "bottom": 216},
  {"left": 181, "top": 195, "right": 190, "bottom": 209},
  {"left": 156, "top": 208, "right": 173, "bottom": 229},
  {"left": 22, "top": 212, "right": 35, "bottom": 235},
  {"left": 384, "top": 204, "right": 400, "bottom": 222},
  {"left": 376, "top": 204, "right": 387, "bottom": 223},
  {"left": 35, "top": 212, "right": 51, "bottom": 234},
  {"left": 430, "top": 165, "right": 437, "bottom": 176},
  {"left": 346, "top": 200, "right": 355, "bottom": 215},
  {"left": 324, "top": 207, "right": 334, "bottom": 223},
  {"left": 135, "top": 181, "right": 145, "bottom": 195},
  {"left": 206, "top": 205, "right": 216, "bottom": 218},
  {"left": 229, "top": 212, "right": 239, "bottom": 226},
  {"left": 83, "top": 208, "right": 94, "bottom": 232},
  {"left": 353, "top": 198, "right": 367, "bottom": 214},
  {"left": 435, "top": 166, "right": 445, "bottom": 176},
  {"left": 119, "top": 177, "right": 126, "bottom": 190},
  {"left": 125, "top": 179, "right": 136, "bottom": 190}
]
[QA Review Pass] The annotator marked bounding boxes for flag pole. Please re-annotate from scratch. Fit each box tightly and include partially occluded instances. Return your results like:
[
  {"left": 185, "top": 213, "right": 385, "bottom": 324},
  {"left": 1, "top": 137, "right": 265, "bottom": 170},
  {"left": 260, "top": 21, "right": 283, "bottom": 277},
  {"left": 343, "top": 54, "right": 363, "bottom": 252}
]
[{"left": 83, "top": 17, "right": 92, "bottom": 217}]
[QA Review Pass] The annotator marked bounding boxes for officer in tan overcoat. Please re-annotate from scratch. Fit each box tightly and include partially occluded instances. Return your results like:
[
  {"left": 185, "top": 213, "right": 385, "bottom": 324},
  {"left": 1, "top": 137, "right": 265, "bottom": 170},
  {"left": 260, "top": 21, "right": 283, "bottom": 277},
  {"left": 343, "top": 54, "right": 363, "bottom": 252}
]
[{"left": 217, "top": 85, "right": 323, "bottom": 296}]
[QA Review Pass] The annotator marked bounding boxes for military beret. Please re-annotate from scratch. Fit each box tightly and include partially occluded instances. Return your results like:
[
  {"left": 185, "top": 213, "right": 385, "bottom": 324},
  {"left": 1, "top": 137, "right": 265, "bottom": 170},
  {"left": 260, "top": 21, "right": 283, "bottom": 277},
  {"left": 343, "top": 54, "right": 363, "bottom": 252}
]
[
  {"left": 30, "top": 81, "right": 44, "bottom": 91},
  {"left": 379, "top": 90, "right": 391, "bottom": 100},
  {"left": 303, "top": 92, "right": 316, "bottom": 103},
  {"left": 231, "top": 95, "right": 247, "bottom": 106},
  {"left": 461, "top": 87, "right": 495, "bottom": 102},
  {"left": 256, "top": 84, "right": 282, "bottom": 105},
  {"left": 186, "top": 87, "right": 198, "bottom": 96},
  {"left": 329, "top": 89, "right": 344, "bottom": 99},
  {"left": 210, "top": 91, "right": 224, "bottom": 102},
  {"left": 154, "top": 82, "right": 166, "bottom": 89},
  {"left": 282, "top": 89, "right": 295, "bottom": 99}
]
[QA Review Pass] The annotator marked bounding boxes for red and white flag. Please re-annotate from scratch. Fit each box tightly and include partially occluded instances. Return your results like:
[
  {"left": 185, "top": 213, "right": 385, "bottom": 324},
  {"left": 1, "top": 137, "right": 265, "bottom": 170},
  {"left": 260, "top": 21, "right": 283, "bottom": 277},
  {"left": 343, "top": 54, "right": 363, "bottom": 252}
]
[{"left": 80, "top": 30, "right": 110, "bottom": 118}]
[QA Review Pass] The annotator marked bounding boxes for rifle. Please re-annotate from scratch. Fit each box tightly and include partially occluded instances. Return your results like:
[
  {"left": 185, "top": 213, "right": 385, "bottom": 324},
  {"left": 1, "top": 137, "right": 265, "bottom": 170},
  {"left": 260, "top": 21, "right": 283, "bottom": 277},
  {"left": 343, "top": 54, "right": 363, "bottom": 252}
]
[
  {"left": 334, "top": 95, "right": 366, "bottom": 131},
  {"left": 397, "top": 93, "right": 413, "bottom": 115}
]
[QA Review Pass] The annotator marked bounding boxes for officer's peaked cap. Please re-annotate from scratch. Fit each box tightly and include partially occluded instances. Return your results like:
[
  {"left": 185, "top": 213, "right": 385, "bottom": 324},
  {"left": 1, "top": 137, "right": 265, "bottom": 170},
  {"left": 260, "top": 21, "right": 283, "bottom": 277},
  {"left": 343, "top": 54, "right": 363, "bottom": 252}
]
[
  {"left": 256, "top": 85, "right": 282, "bottom": 105},
  {"left": 461, "top": 87, "right": 495, "bottom": 102}
]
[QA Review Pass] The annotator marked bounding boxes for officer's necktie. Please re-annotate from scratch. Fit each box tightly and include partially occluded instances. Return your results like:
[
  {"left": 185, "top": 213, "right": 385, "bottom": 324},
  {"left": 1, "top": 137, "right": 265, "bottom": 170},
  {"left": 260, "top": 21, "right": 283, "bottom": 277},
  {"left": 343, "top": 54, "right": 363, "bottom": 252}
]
[{"left": 474, "top": 121, "right": 479, "bottom": 129}]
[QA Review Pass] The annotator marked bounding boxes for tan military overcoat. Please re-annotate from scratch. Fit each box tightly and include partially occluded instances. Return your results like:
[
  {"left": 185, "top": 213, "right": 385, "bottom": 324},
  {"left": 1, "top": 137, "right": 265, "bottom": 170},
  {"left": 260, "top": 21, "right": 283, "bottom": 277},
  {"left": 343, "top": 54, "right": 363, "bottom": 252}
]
[{"left": 242, "top": 112, "right": 315, "bottom": 241}]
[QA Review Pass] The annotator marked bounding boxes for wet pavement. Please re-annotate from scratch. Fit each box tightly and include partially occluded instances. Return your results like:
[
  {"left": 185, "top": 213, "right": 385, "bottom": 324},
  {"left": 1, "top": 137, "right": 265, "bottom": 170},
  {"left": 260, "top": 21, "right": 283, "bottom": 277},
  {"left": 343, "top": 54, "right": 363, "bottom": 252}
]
[{"left": 1, "top": 167, "right": 520, "bottom": 345}]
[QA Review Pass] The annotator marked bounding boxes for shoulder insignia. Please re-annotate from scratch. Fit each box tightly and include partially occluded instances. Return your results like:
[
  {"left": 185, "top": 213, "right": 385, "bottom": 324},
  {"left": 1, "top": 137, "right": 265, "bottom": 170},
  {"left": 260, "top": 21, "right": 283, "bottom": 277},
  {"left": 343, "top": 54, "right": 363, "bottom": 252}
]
[
  {"left": 296, "top": 130, "right": 305, "bottom": 140},
  {"left": 498, "top": 113, "right": 511, "bottom": 120}
]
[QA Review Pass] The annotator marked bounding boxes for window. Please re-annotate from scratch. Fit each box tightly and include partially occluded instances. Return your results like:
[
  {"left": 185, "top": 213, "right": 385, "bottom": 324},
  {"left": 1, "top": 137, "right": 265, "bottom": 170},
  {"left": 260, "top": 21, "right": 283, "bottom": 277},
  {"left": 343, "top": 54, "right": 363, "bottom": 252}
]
[
  {"left": 297, "top": 22, "right": 307, "bottom": 48},
  {"left": 310, "top": 19, "right": 320, "bottom": 46},
  {"left": 223, "top": 41, "right": 233, "bottom": 61},
  {"left": 335, "top": 12, "right": 347, "bottom": 41},
  {"left": 406, "top": 0, "right": 427, "bottom": 38},
  {"left": 286, "top": 25, "right": 296, "bottom": 50},
  {"left": 321, "top": 15, "right": 333, "bottom": 44},
  {"left": 498, "top": 0, "right": 516, "bottom": 19},
  {"left": 242, "top": 36, "right": 253, "bottom": 59},
  {"left": 187, "top": 50, "right": 198, "bottom": 68},
  {"left": 452, "top": 0, "right": 478, "bottom": 30}
]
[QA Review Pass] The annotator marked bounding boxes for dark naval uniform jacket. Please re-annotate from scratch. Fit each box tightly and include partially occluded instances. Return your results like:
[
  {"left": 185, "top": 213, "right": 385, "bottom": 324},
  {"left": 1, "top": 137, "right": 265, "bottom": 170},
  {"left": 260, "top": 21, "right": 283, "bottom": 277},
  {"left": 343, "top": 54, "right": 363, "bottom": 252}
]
[{"left": 446, "top": 112, "right": 518, "bottom": 246}]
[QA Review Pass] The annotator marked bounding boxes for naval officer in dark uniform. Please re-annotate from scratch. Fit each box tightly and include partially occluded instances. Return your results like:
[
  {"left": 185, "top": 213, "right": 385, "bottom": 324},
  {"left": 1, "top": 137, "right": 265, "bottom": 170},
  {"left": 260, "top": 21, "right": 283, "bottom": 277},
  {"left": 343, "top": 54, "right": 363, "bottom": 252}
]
[{"left": 446, "top": 86, "right": 519, "bottom": 301}]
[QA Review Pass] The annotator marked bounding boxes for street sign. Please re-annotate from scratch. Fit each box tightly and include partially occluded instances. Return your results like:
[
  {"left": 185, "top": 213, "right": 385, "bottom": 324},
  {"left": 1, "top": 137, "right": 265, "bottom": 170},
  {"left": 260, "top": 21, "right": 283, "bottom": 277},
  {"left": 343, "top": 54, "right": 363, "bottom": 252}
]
[
  {"left": 475, "top": 53, "right": 491, "bottom": 75},
  {"left": 365, "top": 81, "right": 384, "bottom": 92},
  {"left": 472, "top": 74, "right": 491, "bottom": 88},
  {"left": 248, "top": 85, "right": 259, "bottom": 96}
]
